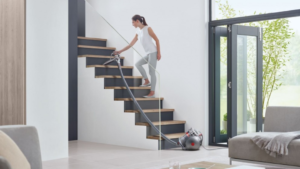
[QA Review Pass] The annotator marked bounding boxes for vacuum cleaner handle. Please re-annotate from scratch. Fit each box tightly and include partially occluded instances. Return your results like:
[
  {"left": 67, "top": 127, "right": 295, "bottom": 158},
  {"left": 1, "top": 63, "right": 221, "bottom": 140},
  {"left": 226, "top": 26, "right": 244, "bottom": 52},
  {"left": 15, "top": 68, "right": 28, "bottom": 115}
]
[
  {"left": 103, "top": 53, "right": 120, "bottom": 65},
  {"left": 107, "top": 52, "right": 182, "bottom": 148}
]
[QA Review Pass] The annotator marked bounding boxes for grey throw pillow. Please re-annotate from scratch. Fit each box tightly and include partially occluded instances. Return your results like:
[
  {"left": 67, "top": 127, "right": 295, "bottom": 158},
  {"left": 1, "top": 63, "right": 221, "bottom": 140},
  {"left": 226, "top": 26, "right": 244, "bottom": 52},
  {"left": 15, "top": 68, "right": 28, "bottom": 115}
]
[{"left": 0, "top": 156, "right": 11, "bottom": 169}]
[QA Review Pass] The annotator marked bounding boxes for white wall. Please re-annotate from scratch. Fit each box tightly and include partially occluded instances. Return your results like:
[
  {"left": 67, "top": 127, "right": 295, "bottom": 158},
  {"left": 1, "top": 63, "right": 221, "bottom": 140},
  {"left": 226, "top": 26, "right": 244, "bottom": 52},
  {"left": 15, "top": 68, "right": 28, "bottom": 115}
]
[
  {"left": 26, "top": 0, "right": 68, "bottom": 161},
  {"left": 85, "top": 2, "right": 135, "bottom": 66},
  {"left": 77, "top": 2, "right": 158, "bottom": 150},
  {"left": 78, "top": 57, "right": 158, "bottom": 150},
  {"left": 204, "top": 0, "right": 210, "bottom": 146},
  {"left": 85, "top": 0, "right": 209, "bottom": 146}
]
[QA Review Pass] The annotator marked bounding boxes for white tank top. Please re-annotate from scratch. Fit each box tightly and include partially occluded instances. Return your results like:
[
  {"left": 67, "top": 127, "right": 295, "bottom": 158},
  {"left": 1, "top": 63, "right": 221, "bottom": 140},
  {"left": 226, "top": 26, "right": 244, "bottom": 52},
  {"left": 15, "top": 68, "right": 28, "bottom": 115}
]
[{"left": 136, "top": 26, "right": 157, "bottom": 54}]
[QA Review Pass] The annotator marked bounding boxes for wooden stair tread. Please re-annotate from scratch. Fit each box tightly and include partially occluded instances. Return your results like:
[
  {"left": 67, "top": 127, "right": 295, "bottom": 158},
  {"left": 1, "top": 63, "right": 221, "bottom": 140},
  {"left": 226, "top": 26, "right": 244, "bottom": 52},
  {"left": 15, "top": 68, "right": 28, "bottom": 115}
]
[
  {"left": 78, "top": 45, "right": 116, "bottom": 50},
  {"left": 115, "top": 97, "right": 164, "bottom": 101},
  {"left": 125, "top": 109, "right": 174, "bottom": 113},
  {"left": 87, "top": 65, "right": 133, "bottom": 69},
  {"left": 147, "top": 133, "right": 185, "bottom": 140},
  {"left": 105, "top": 86, "right": 150, "bottom": 89},
  {"left": 78, "top": 36, "right": 107, "bottom": 41},
  {"left": 136, "top": 120, "right": 186, "bottom": 126},
  {"left": 78, "top": 55, "right": 124, "bottom": 59},
  {"left": 96, "top": 75, "right": 143, "bottom": 79}
]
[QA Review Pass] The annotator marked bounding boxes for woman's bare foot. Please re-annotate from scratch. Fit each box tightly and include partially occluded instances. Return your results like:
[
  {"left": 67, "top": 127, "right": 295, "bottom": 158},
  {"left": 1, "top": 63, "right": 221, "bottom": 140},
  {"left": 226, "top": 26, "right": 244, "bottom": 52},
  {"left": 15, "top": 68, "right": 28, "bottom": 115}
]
[
  {"left": 143, "top": 79, "right": 150, "bottom": 85},
  {"left": 147, "top": 91, "right": 155, "bottom": 96}
]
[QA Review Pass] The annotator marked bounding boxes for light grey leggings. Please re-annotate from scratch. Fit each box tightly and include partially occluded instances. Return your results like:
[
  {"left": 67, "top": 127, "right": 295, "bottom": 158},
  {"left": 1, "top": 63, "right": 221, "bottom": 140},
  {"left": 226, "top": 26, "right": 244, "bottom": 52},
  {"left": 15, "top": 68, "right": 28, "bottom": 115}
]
[{"left": 135, "top": 52, "right": 157, "bottom": 91}]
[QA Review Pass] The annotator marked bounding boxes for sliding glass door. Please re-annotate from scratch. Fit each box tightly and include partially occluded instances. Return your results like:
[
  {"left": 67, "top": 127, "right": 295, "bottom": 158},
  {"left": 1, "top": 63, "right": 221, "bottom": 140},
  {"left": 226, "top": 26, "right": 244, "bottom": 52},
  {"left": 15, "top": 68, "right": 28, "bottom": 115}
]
[
  {"left": 227, "top": 25, "right": 263, "bottom": 138},
  {"left": 214, "top": 26, "right": 228, "bottom": 144}
]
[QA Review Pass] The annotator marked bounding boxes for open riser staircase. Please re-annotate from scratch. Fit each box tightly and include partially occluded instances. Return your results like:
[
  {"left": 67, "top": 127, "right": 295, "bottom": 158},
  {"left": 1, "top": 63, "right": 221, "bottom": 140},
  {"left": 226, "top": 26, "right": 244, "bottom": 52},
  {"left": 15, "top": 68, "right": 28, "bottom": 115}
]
[{"left": 78, "top": 36, "right": 186, "bottom": 149}]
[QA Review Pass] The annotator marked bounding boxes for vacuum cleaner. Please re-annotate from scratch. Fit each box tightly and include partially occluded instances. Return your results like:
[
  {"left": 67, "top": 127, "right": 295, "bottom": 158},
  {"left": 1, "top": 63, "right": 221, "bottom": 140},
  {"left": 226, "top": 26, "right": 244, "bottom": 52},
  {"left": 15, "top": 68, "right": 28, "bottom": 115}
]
[{"left": 104, "top": 53, "right": 203, "bottom": 150}]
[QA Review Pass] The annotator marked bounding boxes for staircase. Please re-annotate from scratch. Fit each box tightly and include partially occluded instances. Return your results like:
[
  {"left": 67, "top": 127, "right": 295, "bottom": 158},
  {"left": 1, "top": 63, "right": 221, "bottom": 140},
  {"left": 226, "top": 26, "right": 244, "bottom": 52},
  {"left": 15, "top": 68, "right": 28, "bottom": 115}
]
[{"left": 78, "top": 36, "right": 186, "bottom": 149}]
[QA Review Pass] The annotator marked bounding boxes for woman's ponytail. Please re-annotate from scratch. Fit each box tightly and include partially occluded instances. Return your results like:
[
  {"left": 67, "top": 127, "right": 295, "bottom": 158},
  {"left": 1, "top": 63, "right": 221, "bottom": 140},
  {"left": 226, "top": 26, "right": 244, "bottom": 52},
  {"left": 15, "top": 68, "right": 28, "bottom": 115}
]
[
  {"left": 141, "top": 16, "right": 148, "bottom": 26},
  {"left": 132, "top": 14, "right": 148, "bottom": 26}
]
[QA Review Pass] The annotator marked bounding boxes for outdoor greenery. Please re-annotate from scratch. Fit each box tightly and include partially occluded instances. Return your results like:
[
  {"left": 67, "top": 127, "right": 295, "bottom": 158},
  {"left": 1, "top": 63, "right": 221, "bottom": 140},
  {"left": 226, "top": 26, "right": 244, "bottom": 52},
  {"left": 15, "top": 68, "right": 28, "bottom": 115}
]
[
  {"left": 220, "top": 129, "right": 227, "bottom": 134},
  {"left": 216, "top": 0, "right": 295, "bottom": 116},
  {"left": 282, "top": 33, "right": 300, "bottom": 85},
  {"left": 223, "top": 113, "right": 227, "bottom": 121},
  {"left": 247, "top": 110, "right": 253, "bottom": 121}
]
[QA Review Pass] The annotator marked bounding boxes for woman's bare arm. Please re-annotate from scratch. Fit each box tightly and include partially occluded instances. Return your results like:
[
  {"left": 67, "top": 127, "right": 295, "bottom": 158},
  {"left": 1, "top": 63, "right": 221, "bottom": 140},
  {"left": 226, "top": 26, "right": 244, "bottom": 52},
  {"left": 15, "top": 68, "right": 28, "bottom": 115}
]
[
  {"left": 148, "top": 27, "right": 161, "bottom": 61},
  {"left": 114, "top": 34, "right": 138, "bottom": 54}
]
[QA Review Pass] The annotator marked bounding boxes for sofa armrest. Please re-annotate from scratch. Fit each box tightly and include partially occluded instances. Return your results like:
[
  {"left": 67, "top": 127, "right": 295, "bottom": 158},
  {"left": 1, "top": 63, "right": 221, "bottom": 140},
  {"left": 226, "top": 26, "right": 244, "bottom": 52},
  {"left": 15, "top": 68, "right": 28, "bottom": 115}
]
[{"left": 0, "top": 125, "right": 42, "bottom": 169}]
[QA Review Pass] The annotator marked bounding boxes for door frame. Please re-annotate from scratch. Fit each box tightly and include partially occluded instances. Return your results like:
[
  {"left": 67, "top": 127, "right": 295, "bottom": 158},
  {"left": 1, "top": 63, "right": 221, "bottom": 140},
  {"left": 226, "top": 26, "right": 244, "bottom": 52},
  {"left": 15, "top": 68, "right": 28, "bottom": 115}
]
[
  {"left": 210, "top": 24, "right": 263, "bottom": 145},
  {"left": 214, "top": 27, "right": 228, "bottom": 143},
  {"left": 208, "top": 1, "right": 300, "bottom": 146}
]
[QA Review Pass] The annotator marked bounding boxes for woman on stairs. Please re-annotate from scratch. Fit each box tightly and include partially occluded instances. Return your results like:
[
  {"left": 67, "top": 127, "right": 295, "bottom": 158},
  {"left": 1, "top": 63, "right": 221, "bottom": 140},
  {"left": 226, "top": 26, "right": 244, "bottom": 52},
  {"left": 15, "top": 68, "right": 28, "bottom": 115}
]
[{"left": 113, "top": 14, "right": 161, "bottom": 98}]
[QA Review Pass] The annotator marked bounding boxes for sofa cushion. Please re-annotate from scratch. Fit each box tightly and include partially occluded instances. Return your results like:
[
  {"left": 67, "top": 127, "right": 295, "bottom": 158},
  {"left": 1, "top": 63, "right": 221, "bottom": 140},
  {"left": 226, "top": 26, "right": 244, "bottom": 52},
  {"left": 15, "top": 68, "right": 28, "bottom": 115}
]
[
  {"left": 265, "top": 106, "right": 300, "bottom": 132},
  {"left": 229, "top": 132, "right": 300, "bottom": 167},
  {"left": 0, "top": 131, "right": 31, "bottom": 169},
  {"left": 228, "top": 132, "right": 300, "bottom": 166}
]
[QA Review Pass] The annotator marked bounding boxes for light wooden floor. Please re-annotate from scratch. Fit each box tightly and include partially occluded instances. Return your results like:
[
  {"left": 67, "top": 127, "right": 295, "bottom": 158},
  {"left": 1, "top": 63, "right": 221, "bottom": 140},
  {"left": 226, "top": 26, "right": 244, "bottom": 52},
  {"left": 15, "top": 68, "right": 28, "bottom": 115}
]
[{"left": 42, "top": 141, "right": 280, "bottom": 169}]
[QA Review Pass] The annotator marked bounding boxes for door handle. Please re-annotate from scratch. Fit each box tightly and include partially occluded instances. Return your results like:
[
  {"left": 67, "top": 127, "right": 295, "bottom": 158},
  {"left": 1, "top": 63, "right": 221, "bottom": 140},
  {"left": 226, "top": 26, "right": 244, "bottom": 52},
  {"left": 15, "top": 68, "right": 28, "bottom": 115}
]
[{"left": 228, "top": 82, "right": 232, "bottom": 89}]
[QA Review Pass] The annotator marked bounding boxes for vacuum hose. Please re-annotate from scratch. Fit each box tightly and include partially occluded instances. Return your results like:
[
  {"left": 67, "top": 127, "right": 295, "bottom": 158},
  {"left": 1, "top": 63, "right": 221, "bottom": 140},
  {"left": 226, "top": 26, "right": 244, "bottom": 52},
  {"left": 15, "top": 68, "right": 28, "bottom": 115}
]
[{"left": 104, "top": 53, "right": 182, "bottom": 148}]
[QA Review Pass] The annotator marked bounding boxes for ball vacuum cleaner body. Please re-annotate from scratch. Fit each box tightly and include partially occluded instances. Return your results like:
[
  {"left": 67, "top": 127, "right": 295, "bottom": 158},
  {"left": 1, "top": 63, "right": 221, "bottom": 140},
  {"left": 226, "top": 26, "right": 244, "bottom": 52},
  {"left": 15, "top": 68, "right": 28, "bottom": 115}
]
[
  {"left": 178, "top": 128, "right": 203, "bottom": 150},
  {"left": 104, "top": 53, "right": 203, "bottom": 151}
]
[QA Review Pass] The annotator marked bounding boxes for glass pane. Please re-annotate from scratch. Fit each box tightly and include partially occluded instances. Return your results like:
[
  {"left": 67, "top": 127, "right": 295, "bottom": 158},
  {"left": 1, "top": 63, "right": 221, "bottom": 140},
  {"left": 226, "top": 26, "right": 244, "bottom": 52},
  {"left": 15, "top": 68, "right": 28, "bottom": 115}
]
[
  {"left": 265, "top": 17, "right": 300, "bottom": 107},
  {"left": 81, "top": 2, "right": 163, "bottom": 151},
  {"left": 237, "top": 35, "right": 257, "bottom": 135},
  {"left": 220, "top": 37, "right": 227, "bottom": 136},
  {"left": 230, "top": 17, "right": 300, "bottom": 129},
  {"left": 213, "top": 0, "right": 300, "bottom": 20}
]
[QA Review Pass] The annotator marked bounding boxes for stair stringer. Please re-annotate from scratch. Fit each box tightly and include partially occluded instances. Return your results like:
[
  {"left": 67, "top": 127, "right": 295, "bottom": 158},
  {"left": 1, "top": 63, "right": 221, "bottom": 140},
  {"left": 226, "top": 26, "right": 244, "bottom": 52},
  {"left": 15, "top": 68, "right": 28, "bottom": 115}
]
[{"left": 78, "top": 57, "right": 158, "bottom": 150}]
